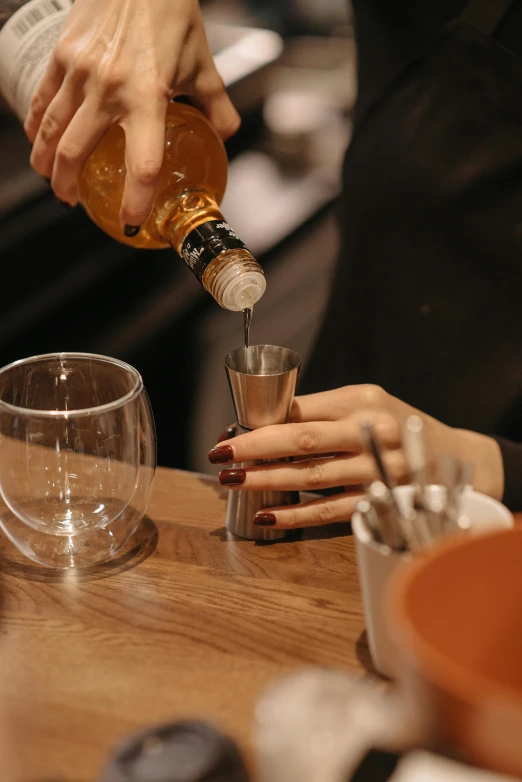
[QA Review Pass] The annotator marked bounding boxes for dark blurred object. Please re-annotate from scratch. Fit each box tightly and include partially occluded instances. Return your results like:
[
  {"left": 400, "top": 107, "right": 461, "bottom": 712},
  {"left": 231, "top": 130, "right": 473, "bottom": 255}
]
[
  {"left": 350, "top": 749, "right": 400, "bottom": 781},
  {"left": 0, "top": 0, "right": 26, "bottom": 27},
  {"left": 98, "top": 720, "right": 250, "bottom": 782},
  {"left": 203, "top": 0, "right": 350, "bottom": 36}
]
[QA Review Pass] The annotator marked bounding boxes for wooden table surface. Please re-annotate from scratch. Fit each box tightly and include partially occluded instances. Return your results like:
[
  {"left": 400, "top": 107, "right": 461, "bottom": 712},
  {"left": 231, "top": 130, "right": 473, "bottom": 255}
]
[{"left": 0, "top": 467, "right": 370, "bottom": 781}]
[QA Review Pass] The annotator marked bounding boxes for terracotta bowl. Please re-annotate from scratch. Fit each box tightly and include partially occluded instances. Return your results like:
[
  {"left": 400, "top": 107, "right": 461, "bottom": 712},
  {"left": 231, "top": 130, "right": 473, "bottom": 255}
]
[{"left": 387, "top": 525, "right": 522, "bottom": 777}]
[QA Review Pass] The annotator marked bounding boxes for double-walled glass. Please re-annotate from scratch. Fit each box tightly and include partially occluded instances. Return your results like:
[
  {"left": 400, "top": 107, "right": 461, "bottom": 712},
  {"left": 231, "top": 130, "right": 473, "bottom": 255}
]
[{"left": 0, "top": 353, "right": 156, "bottom": 568}]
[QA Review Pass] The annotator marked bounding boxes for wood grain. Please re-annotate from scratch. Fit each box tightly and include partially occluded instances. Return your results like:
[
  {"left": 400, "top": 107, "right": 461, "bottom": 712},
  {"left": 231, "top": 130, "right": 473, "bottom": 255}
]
[{"left": 0, "top": 468, "right": 370, "bottom": 781}]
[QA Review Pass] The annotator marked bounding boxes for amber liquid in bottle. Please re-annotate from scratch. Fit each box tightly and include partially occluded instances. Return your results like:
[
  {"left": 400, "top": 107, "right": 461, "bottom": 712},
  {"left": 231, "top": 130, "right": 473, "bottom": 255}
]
[{"left": 79, "top": 102, "right": 265, "bottom": 311}]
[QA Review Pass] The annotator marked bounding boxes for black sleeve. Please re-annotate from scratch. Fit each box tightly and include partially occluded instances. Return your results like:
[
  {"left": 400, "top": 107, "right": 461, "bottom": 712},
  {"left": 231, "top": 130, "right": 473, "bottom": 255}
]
[
  {"left": 351, "top": 0, "right": 522, "bottom": 124},
  {"left": 492, "top": 436, "right": 522, "bottom": 511}
]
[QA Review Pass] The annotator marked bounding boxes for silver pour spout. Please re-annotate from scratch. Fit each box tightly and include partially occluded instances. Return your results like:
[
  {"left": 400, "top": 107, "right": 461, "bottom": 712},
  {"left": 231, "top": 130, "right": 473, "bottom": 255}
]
[{"left": 224, "top": 345, "right": 301, "bottom": 541}]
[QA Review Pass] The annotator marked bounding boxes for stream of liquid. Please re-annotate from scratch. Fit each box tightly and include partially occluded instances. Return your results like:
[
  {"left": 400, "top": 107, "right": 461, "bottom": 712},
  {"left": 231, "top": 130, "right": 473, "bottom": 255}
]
[
  {"left": 243, "top": 307, "right": 253, "bottom": 374},
  {"left": 243, "top": 307, "right": 253, "bottom": 349}
]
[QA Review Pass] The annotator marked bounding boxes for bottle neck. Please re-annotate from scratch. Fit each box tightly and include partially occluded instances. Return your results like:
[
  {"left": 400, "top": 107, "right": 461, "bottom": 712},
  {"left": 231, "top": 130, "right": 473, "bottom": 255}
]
[
  {"left": 159, "top": 188, "right": 266, "bottom": 311},
  {"left": 159, "top": 189, "right": 223, "bottom": 253},
  {"left": 160, "top": 189, "right": 250, "bottom": 284}
]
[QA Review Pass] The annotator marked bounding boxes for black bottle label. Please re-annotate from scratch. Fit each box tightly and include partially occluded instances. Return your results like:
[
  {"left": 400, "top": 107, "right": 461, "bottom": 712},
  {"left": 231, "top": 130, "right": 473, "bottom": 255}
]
[{"left": 181, "top": 220, "right": 247, "bottom": 282}]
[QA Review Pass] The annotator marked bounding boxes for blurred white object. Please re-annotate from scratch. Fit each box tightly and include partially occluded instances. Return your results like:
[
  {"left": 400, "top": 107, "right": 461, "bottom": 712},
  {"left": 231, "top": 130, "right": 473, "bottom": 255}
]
[
  {"left": 391, "top": 751, "right": 519, "bottom": 782},
  {"left": 210, "top": 24, "right": 284, "bottom": 86},
  {"left": 254, "top": 668, "right": 420, "bottom": 782},
  {"left": 263, "top": 90, "right": 336, "bottom": 137},
  {"left": 265, "top": 35, "right": 357, "bottom": 112},
  {"left": 262, "top": 88, "right": 350, "bottom": 173}
]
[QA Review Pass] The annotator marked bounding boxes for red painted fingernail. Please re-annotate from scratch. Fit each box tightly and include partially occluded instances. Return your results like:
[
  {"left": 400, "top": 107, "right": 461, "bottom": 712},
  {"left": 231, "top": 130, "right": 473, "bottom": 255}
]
[
  {"left": 124, "top": 224, "right": 141, "bottom": 237},
  {"left": 208, "top": 445, "right": 234, "bottom": 464},
  {"left": 217, "top": 425, "right": 236, "bottom": 443},
  {"left": 219, "top": 469, "right": 246, "bottom": 486},
  {"left": 253, "top": 512, "right": 277, "bottom": 526}
]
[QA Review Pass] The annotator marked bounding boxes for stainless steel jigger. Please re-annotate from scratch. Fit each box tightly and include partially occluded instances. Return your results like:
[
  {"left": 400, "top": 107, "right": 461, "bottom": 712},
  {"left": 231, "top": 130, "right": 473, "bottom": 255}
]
[{"left": 224, "top": 344, "right": 301, "bottom": 540}]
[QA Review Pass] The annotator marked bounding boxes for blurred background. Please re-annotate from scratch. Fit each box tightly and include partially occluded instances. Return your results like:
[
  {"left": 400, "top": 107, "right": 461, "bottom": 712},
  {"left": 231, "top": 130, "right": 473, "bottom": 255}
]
[{"left": 0, "top": 0, "right": 356, "bottom": 473}]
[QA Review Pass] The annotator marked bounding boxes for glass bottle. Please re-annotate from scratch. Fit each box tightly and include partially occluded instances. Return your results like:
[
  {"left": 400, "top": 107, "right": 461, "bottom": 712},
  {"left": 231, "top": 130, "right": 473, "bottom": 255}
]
[
  {"left": 0, "top": 0, "right": 266, "bottom": 311},
  {"left": 80, "top": 101, "right": 266, "bottom": 311}
]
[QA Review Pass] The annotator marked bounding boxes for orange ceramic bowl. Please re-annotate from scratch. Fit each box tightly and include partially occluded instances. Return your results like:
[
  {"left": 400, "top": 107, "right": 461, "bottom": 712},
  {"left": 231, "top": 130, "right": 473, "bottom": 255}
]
[{"left": 387, "top": 525, "right": 522, "bottom": 777}]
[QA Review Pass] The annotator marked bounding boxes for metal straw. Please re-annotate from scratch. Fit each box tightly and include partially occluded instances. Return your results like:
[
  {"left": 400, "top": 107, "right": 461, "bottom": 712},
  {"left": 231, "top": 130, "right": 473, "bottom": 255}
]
[{"left": 358, "top": 417, "right": 474, "bottom": 553}]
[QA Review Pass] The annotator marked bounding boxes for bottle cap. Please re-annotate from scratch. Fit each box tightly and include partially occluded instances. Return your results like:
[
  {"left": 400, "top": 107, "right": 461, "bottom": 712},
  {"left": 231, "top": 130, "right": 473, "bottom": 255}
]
[{"left": 181, "top": 220, "right": 248, "bottom": 283}]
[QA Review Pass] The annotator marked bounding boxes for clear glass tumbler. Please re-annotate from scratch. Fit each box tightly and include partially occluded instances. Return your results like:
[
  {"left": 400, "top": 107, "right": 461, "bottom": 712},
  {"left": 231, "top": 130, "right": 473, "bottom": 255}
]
[{"left": 0, "top": 352, "right": 156, "bottom": 568}]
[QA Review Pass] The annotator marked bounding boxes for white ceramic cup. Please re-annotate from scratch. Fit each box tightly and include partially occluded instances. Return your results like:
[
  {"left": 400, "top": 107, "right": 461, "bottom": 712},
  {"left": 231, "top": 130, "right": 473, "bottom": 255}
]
[{"left": 352, "top": 485, "right": 514, "bottom": 679}]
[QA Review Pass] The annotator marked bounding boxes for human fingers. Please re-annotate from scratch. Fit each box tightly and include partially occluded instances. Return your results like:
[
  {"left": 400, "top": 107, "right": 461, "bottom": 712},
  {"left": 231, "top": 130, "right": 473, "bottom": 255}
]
[
  {"left": 49, "top": 99, "right": 112, "bottom": 204},
  {"left": 29, "top": 79, "right": 84, "bottom": 181},
  {"left": 289, "top": 384, "right": 394, "bottom": 424},
  {"left": 252, "top": 490, "right": 363, "bottom": 529},
  {"left": 118, "top": 101, "right": 167, "bottom": 232},
  {"left": 24, "top": 56, "right": 65, "bottom": 143},
  {"left": 187, "top": 34, "right": 240, "bottom": 140},
  {"left": 217, "top": 451, "right": 407, "bottom": 492},
  {"left": 208, "top": 414, "right": 401, "bottom": 465}
]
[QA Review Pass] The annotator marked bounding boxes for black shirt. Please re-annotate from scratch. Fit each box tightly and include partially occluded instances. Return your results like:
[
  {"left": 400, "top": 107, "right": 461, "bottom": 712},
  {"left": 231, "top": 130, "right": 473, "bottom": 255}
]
[
  {"left": 301, "top": 0, "right": 522, "bottom": 509},
  {"left": 353, "top": 0, "right": 522, "bottom": 122}
]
